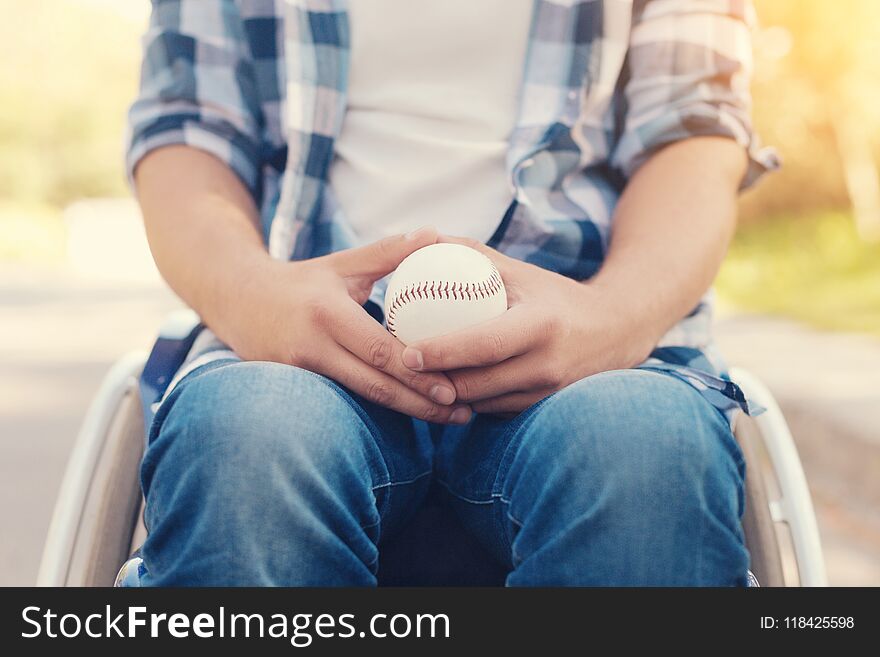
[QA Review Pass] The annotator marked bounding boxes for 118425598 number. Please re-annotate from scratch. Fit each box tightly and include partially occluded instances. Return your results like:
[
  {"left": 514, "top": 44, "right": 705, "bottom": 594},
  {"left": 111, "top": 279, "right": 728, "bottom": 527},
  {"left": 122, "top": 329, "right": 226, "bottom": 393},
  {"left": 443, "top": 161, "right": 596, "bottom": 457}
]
[{"left": 783, "top": 616, "right": 854, "bottom": 629}]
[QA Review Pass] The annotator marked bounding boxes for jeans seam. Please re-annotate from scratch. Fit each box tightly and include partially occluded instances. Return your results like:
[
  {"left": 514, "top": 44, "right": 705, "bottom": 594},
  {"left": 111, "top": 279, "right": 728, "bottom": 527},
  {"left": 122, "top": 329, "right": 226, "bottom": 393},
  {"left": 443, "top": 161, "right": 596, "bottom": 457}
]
[
  {"left": 500, "top": 498, "right": 523, "bottom": 527},
  {"left": 359, "top": 517, "right": 382, "bottom": 534},
  {"left": 490, "top": 395, "right": 556, "bottom": 497},
  {"left": 364, "top": 551, "right": 380, "bottom": 569},
  {"left": 434, "top": 478, "right": 496, "bottom": 504},
  {"left": 370, "top": 470, "right": 432, "bottom": 492},
  {"left": 436, "top": 479, "right": 526, "bottom": 565},
  {"left": 498, "top": 497, "right": 525, "bottom": 566}
]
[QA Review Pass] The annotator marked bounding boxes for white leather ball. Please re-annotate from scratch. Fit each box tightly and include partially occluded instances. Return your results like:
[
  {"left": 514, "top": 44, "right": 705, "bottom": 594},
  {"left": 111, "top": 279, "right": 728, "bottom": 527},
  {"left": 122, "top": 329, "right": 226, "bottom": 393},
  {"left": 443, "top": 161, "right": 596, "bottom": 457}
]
[{"left": 384, "top": 243, "right": 508, "bottom": 345}]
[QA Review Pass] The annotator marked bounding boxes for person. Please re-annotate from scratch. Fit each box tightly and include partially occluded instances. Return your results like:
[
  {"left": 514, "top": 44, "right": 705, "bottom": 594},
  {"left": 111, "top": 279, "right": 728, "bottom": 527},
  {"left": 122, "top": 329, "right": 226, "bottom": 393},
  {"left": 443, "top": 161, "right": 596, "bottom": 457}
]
[{"left": 127, "top": 0, "right": 777, "bottom": 586}]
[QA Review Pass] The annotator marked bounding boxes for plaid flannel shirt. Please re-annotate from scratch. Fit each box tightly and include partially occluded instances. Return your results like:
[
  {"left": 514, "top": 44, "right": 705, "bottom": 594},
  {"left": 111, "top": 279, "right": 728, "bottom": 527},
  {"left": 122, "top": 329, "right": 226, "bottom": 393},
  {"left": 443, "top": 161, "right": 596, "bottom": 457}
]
[{"left": 127, "top": 0, "right": 778, "bottom": 420}]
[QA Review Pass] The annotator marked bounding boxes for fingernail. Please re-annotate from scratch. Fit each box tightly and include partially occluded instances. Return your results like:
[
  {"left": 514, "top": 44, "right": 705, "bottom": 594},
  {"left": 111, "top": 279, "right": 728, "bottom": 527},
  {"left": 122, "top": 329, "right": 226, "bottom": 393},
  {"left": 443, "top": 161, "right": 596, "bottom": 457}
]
[
  {"left": 402, "top": 347, "right": 423, "bottom": 370},
  {"left": 430, "top": 384, "right": 456, "bottom": 405},
  {"left": 449, "top": 407, "right": 472, "bottom": 425},
  {"left": 405, "top": 225, "right": 434, "bottom": 241}
]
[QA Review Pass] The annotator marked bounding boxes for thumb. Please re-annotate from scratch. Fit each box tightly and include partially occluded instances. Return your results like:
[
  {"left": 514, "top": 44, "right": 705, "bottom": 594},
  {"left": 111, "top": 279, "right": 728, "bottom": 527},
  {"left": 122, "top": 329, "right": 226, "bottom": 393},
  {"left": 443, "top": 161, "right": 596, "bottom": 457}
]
[{"left": 330, "top": 225, "right": 439, "bottom": 278}]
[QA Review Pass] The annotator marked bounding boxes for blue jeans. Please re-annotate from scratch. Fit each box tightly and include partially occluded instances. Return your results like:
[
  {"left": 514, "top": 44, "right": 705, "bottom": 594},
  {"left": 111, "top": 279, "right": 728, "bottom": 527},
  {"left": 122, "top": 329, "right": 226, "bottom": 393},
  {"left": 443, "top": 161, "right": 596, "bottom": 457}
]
[{"left": 139, "top": 361, "right": 749, "bottom": 586}]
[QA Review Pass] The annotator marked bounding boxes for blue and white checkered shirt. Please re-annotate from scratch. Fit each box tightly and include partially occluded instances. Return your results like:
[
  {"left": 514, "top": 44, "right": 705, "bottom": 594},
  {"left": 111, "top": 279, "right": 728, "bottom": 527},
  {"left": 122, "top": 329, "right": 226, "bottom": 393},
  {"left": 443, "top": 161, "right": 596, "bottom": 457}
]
[{"left": 127, "top": 0, "right": 778, "bottom": 419}]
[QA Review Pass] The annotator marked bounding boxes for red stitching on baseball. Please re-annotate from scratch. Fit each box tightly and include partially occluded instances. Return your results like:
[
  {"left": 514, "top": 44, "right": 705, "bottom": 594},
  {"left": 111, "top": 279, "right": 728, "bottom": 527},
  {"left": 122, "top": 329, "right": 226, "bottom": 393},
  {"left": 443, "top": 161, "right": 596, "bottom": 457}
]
[{"left": 386, "top": 266, "right": 503, "bottom": 338}]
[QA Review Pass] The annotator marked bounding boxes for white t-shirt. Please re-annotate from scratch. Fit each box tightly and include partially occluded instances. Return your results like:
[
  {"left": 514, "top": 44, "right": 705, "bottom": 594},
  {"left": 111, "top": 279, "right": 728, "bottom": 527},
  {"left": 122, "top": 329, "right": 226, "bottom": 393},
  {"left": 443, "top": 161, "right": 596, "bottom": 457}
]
[{"left": 329, "top": 0, "right": 533, "bottom": 244}]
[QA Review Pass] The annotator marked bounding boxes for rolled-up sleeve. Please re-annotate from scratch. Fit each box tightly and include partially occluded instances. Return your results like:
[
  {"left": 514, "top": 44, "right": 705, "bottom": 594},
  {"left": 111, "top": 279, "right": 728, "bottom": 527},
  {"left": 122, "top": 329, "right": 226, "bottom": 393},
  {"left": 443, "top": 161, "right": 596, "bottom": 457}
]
[
  {"left": 126, "top": 0, "right": 264, "bottom": 197},
  {"left": 611, "top": 0, "right": 779, "bottom": 188}
]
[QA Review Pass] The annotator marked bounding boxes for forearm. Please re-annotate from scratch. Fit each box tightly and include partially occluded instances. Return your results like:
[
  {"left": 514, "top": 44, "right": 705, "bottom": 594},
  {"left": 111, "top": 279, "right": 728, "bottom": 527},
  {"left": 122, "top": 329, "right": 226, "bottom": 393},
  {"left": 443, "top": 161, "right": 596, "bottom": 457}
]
[
  {"left": 134, "top": 145, "right": 469, "bottom": 420},
  {"left": 590, "top": 137, "right": 748, "bottom": 357},
  {"left": 134, "top": 145, "right": 278, "bottom": 346}
]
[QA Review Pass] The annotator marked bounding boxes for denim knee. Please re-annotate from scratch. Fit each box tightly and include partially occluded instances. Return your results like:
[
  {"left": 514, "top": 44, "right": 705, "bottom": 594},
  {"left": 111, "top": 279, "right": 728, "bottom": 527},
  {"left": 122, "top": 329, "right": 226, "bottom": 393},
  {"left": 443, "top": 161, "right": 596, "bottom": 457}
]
[
  {"left": 504, "top": 369, "right": 745, "bottom": 523},
  {"left": 142, "top": 361, "right": 388, "bottom": 509},
  {"left": 139, "top": 361, "right": 391, "bottom": 584},
  {"left": 500, "top": 369, "right": 748, "bottom": 584}
]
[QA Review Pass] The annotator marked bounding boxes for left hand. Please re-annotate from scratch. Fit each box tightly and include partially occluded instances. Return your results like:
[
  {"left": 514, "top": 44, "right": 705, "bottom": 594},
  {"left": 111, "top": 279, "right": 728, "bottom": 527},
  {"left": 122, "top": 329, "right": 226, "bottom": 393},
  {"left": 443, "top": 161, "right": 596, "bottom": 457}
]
[{"left": 399, "top": 236, "right": 656, "bottom": 416}]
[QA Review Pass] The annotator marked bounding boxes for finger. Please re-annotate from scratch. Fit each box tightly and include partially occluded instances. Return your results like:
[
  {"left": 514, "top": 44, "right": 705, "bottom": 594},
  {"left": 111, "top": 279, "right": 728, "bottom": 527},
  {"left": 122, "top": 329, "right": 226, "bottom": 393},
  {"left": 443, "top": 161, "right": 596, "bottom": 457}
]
[
  {"left": 447, "top": 354, "right": 558, "bottom": 403},
  {"left": 471, "top": 389, "right": 555, "bottom": 416},
  {"left": 322, "top": 348, "right": 472, "bottom": 424},
  {"left": 403, "top": 304, "right": 542, "bottom": 372},
  {"left": 328, "top": 226, "right": 439, "bottom": 278},
  {"left": 332, "top": 301, "right": 459, "bottom": 405}
]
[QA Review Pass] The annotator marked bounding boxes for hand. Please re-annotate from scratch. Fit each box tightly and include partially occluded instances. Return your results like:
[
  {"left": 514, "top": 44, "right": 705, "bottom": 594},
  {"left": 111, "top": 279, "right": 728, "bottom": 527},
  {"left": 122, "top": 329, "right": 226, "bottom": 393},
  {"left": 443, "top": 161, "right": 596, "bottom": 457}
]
[
  {"left": 399, "top": 236, "right": 655, "bottom": 416},
  {"left": 226, "top": 227, "right": 472, "bottom": 424}
]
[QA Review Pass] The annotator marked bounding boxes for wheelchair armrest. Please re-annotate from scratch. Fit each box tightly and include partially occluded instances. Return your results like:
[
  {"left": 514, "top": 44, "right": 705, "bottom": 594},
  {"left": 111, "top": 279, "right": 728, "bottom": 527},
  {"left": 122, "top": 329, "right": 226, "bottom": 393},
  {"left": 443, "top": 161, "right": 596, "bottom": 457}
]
[
  {"left": 138, "top": 309, "right": 203, "bottom": 437},
  {"left": 157, "top": 309, "right": 201, "bottom": 340}
]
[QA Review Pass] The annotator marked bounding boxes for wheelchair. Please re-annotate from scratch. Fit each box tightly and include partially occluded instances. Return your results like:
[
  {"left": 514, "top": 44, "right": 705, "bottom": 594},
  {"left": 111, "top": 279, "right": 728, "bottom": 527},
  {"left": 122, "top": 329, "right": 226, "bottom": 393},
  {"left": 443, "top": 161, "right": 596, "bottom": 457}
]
[{"left": 37, "top": 310, "right": 828, "bottom": 587}]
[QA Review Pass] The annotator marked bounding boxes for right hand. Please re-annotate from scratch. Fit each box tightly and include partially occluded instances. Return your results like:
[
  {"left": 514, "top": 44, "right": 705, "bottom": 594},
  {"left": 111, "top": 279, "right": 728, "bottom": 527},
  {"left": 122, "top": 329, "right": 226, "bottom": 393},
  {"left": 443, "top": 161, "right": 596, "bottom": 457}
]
[{"left": 223, "top": 226, "right": 472, "bottom": 424}]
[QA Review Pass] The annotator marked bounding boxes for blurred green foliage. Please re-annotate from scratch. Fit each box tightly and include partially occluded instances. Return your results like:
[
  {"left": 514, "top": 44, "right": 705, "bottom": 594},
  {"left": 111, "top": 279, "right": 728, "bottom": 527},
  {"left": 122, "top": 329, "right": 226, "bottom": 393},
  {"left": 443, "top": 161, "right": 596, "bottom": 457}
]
[
  {"left": 718, "top": 211, "right": 880, "bottom": 335},
  {"left": 0, "top": 1, "right": 143, "bottom": 207}
]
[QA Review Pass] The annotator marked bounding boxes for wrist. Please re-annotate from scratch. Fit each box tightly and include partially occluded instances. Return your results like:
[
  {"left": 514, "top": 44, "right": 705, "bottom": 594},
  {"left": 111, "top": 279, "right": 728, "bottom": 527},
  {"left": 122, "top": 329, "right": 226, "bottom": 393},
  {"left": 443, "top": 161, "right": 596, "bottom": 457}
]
[
  {"left": 208, "top": 254, "right": 293, "bottom": 358},
  {"left": 576, "top": 279, "right": 660, "bottom": 368}
]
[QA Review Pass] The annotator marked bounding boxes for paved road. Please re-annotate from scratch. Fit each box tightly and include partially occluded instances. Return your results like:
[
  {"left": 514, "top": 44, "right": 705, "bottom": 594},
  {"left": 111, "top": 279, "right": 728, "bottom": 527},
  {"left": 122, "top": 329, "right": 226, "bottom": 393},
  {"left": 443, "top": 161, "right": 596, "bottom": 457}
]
[
  {"left": 0, "top": 268, "right": 182, "bottom": 585},
  {"left": 715, "top": 310, "right": 880, "bottom": 586},
  {"left": 1, "top": 270, "right": 877, "bottom": 585}
]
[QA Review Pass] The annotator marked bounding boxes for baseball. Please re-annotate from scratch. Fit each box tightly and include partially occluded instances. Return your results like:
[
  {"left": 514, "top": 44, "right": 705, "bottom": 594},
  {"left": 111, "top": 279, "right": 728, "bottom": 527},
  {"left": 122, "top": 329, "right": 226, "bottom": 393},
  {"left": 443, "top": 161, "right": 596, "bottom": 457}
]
[{"left": 384, "top": 243, "right": 508, "bottom": 345}]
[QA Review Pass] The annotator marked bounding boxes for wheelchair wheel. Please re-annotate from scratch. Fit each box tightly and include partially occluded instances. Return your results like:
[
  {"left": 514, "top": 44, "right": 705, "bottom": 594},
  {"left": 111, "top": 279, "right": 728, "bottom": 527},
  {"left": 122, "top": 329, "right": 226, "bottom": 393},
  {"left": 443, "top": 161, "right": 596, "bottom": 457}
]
[
  {"left": 730, "top": 367, "right": 828, "bottom": 587},
  {"left": 37, "top": 352, "right": 147, "bottom": 587}
]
